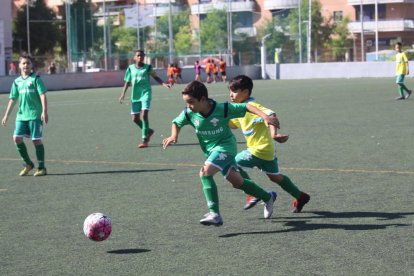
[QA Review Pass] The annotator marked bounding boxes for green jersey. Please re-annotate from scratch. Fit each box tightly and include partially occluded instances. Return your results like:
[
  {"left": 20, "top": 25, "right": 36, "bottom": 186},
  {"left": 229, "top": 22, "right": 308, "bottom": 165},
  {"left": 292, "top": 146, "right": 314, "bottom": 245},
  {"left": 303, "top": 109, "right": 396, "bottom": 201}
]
[
  {"left": 173, "top": 99, "right": 247, "bottom": 156},
  {"left": 124, "top": 63, "right": 154, "bottom": 102},
  {"left": 10, "top": 73, "right": 47, "bottom": 121}
]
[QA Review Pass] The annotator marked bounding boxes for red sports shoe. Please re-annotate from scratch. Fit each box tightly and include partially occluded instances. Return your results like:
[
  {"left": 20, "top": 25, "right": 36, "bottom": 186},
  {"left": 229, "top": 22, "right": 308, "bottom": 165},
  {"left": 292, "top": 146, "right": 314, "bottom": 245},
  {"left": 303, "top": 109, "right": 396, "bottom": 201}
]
[
  {"left": 243, "top": 195, "right": 261, "bottom": 210},
  {"left": 292, "top": 192, "right": 310, "bottom": 213},
  {"left": 138, "top": 129, "right": 154, "bottom": 149}
]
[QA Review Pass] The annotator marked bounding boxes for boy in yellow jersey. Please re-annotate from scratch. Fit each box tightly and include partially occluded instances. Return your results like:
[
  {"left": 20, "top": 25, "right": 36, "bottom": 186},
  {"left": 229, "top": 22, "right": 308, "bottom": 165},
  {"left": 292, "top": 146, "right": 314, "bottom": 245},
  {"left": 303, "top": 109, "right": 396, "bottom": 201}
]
[
  {"left": 394, "top": 42, "right": 412, "bottom": 100},
  {"left": 228, "top": 75, "right": 310, "bottom": 212}
]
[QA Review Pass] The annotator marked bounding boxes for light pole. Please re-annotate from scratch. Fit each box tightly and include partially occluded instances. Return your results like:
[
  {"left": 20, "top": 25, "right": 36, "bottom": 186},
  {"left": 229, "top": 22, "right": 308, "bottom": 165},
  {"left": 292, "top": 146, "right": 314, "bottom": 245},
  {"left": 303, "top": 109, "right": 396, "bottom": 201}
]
[
  {"left": 26, "top": 0, "right": 31, "bottom": 55},
  {"left": 360, "top": 0, "right": 364, "bottom": 61},
  {"left": 227, "top": 0, "right": 233, "bottom": 66},
  {"left": 136, "top": 3, "right": 140, "bottom": 49},
  {"left": 298, "top": 0, "right": 302, "bottom": 63},
  {"left": 307, "top": 0, "right": 311, "bottom": 63},
  {"left": 65, "top": 0, "right": 72, "bottom": 72},
  {"left": 198, "top": 0, "right": 202, "bottom": 59},
  {"left": 168, "top": 0, "right": 173, "bottom": 64},
  {"left": 103, "top": 0, "right": 108, "bottom": 71},
  {"left": 261, "top": 33, "right": 271, "bottom": 79},
  {"left": 375, "top": 0, "right": 378, "bottom": 61}
]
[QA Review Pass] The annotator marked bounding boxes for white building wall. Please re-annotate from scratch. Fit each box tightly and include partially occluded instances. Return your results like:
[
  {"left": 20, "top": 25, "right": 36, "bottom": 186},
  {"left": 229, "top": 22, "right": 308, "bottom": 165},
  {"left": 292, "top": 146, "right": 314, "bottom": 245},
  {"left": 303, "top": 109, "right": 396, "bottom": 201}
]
[
  {"left": 0, "top": 0, "right": 12, "bottom": 77},
  {"left": 0, "top": 21, "right": 4, "bottom": 76}
]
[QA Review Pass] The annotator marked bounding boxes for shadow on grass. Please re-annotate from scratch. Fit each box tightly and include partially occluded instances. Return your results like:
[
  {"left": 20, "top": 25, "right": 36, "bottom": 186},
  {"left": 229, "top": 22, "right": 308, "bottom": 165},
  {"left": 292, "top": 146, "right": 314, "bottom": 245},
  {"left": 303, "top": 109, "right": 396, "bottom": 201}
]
[
  {"left": 107, "top": 248, "right": 150, "bottom": 254},
  {"left": 219, "top": 211, "right": 413, "bottom": 238},
  {"left": 279, "top": 211, "right": 414, "bottom": 221},
  {"left": 47, "top": 168, "right": 175, "bottom": 176}
]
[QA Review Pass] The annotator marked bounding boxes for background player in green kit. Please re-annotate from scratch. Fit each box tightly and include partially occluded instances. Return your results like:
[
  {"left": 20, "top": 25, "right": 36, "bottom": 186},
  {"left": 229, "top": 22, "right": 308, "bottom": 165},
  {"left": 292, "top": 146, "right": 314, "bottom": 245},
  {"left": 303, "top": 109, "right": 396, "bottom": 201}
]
[
  {"left": 228, "top": 75, "right": 310, "bottom": 212},
  {"left": 162, "top": 80, "right": 279, "bottom": 226},
  {"left": 119, "top": 49, "right": 171, "bottom": 148},
  {"left": 1, "top": 53, "right": 48, "bottom": 176}
]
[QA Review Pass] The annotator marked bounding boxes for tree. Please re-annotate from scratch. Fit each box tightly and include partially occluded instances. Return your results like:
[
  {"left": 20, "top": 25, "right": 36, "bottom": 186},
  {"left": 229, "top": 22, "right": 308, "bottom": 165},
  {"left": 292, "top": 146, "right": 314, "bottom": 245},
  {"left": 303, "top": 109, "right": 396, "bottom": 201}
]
[
  {"left": 174, "top": 25, "right": 193, "bottom": 55},
  {"left": 111, "top": 27, "right": 138, "bottom": 56},
  {"left": 327, "top": 17, "right": 352, "bottom": 61},
  {"left": 200, "top": 9, "right": 227, "bottom": 54},
  {"left": 257, "top": 17, "right": 292, "bottom": 63},
  {"left": 13, "top": 0, "right": 62, "bottom": 57},
  {"left": 156, "top": 9, "right": 191, "bottom": 55},
  {"left": 287, "top": 0, "right": 332, "bottom": 62}
]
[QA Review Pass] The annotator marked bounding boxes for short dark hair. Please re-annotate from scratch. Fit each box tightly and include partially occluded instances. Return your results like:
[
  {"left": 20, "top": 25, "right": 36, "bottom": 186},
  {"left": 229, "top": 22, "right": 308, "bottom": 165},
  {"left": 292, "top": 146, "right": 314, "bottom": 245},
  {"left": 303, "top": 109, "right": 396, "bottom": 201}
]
[
  {"left": 228, "top": 75, "right": 253, "bottom": 96},
  {"left": 396, "top": 42, "right": 402, "bottom": 47},
  {"left": 182, "top": 80, "right": 208, "bottom": 101},
  {"left": 19, "top": 52, "right": 32, "bottom": 63},
  {"left": 134, "top": 49, "right": 145, "bottom": 55}
]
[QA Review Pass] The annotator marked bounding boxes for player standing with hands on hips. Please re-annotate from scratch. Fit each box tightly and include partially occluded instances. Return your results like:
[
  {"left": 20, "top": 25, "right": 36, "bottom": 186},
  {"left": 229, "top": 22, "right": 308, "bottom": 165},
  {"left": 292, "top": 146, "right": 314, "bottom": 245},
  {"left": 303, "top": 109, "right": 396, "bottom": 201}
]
[
  {"left": 119, "top": 49, "right": 171, "bottom": 148},
  {"left": 2, "top": 53, "right": 48, "bottom": 176}
]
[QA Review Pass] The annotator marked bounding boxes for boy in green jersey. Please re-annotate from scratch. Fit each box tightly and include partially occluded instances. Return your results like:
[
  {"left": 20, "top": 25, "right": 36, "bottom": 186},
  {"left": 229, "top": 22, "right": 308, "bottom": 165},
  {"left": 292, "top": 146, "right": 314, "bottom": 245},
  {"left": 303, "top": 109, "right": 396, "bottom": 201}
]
[
  {"left": 394, "top": 42, "right": 412, "bottom": 100},
  {"left": 119, "top": 49, "right": 171, "bottom": 148},
  {"left": 228, "top": 75, "right": 310, "bottom": 212},
  {"left": 1, "top": 53, "right": 48, "bottom": 176},
  {"left": 162, "top": 80, "right": 278, "bottom": 226}
]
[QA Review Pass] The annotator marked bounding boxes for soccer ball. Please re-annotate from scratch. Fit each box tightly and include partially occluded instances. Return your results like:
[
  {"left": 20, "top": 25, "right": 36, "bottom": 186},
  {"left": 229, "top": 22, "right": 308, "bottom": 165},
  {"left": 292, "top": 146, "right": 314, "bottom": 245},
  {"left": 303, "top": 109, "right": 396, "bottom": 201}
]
[{"left": 83, "top": 213, "right": 112, "bottom": 242}]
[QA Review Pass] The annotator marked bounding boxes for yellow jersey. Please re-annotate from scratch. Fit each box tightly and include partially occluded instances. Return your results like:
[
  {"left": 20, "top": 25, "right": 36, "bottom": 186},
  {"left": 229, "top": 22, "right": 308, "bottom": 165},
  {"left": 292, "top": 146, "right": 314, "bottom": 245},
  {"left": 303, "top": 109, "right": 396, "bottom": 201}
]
[
  {"left": 395, "top": 52, "right": 408, "bottom": 75},
  {"left": 231, "top": 99, "right": 275, "bottom": 161}
]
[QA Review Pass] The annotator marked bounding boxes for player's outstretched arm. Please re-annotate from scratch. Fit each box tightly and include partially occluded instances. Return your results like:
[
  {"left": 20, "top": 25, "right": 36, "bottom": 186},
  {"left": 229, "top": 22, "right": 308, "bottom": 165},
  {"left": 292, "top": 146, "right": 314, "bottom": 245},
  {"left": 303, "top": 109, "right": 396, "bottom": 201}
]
[
  {"left": 119, "top": 82, "right": 130, "bottom": 104},
  {"left": 162, "top": 123, "right": 181, "bottom": 149},
  {"left": 246, "top": 103, "right": 280, "bottom": 129},
  {"left": 1, "top": 99, "right": 16, "bottom": 127},
  {"left": 268, "top": 116, "right": 288, "bottom": 143},
  {"left": 151, "top": 72, "right": 172, "bottom": 89}
]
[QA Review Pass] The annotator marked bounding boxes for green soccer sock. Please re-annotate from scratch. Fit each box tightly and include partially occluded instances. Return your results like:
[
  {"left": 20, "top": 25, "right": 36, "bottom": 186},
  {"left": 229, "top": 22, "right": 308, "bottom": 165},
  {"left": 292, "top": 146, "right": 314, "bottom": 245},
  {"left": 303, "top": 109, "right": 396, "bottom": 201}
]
[
  {"left": 238, "top": 167, "right": 251, "bottom": 180},
  {"left": 278, "top": 175, "right": 301, "bottom": 199},
  {"left": 142, "top": 119, "right": 149, "bottom": 140},
  {"left": 240, "top": 178, "right": 271, "bottom": 202},
  {"left": 35, "top": 144, "right": 45, "bottom": 169},
  {"left": 133, "top": 118, "right": 143, "bottom": 129},
  {"left": 398, "top": 84, "right": 408, "bottom": 96},
  {"left": 16, "top": 143, "right": 33, "bottom": 166},
  {"left": 200, "top": 176, "right": 220, "bottom": 214}
]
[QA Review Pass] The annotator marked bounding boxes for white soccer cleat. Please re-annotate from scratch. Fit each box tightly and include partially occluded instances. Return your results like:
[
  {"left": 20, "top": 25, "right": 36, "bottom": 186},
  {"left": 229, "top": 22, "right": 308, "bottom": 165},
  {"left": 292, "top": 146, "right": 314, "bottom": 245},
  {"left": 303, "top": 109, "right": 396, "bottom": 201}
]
[
  {"left": 264, "top": 191, "right": 277, "bottom": 219},
  {"left": 199, "top": 212, "right": 223, "bottom": 226}
]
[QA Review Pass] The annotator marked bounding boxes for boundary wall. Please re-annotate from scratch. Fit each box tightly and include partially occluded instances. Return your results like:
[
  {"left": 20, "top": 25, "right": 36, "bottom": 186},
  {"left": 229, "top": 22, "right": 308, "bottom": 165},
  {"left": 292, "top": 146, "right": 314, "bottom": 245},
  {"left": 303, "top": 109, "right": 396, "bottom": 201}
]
[
  {"left": 266, "top": 61, "right": 413, "bottom": 79},
  {"left": 1, "top": 62, "right": 412, "bottom": 93},
  {"left": 0, "top": 66, "right": 260, "bottom": 93}
]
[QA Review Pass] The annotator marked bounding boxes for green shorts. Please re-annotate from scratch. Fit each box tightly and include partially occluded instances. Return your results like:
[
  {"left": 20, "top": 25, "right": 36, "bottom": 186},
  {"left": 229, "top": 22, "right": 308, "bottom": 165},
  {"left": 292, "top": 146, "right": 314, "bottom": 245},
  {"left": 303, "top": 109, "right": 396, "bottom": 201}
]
[
  {"left": 205, "top": 151, "right": 238, "bottom": 177},
  {"left": 396, "top": 74, "right": 405, "bottom": 84},
  {"left": 235, "top": 150, "right": 280, "bottom": 175},
  {"left": 131, "top": 100, "right": 151, "bottom": 114},
  {"left": 14, "top": 119, "right": 44, "bottom": 140}
]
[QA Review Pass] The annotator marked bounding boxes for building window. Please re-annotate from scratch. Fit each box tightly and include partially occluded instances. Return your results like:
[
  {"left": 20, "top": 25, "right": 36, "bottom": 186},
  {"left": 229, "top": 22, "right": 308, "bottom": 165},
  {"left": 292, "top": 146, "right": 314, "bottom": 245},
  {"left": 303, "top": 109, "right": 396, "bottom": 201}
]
[{"left": 333, "top": 11, "right": 343, "bottom": 22}]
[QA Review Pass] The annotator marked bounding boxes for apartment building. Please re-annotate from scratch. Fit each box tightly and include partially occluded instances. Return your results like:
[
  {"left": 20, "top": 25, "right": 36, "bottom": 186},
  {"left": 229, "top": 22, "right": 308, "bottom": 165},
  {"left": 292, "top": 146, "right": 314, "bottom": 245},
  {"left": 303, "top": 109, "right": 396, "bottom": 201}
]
[
  {"left": 10, "top": 0, "right": 414, "bottom": 63},
  {"left": 264, "top": 0, "right": 414, "bottom": 61}
]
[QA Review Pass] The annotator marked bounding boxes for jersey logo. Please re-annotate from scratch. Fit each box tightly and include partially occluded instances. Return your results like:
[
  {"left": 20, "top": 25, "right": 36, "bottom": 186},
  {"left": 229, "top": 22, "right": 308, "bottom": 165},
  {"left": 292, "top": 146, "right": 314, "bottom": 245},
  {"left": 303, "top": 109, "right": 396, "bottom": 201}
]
[
  {"left": 242, "top": 152, "right": 253, "bottom": 161},
  {"left": 194, "top": 119, "right": 200, "bottom": 126},
  {"left": 216, "top": 153, "right": 227, "bottom": 161},
  {"left": 210, "top": 117, "right": 219, "bottom": 126}
]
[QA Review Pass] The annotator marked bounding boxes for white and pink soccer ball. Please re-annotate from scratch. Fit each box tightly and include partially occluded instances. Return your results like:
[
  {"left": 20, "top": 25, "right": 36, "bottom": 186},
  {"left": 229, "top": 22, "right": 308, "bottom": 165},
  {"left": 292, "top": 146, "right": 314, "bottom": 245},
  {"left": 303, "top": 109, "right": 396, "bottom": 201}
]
[{"left": 83, "top": 213, "right": 112, "bottom": 242}]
